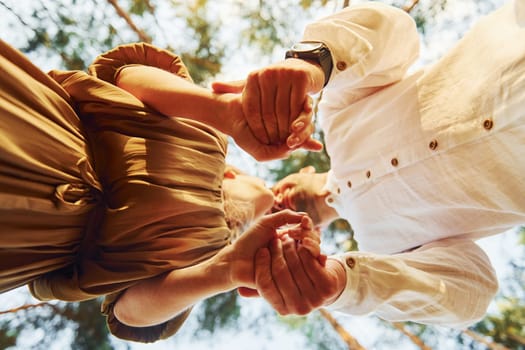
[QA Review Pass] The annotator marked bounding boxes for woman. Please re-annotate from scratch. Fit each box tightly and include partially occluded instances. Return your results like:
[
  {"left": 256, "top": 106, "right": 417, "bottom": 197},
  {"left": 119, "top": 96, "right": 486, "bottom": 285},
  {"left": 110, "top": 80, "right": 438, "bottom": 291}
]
[{"left": 0, "top": 40, "right": 320, "bottom": 342}]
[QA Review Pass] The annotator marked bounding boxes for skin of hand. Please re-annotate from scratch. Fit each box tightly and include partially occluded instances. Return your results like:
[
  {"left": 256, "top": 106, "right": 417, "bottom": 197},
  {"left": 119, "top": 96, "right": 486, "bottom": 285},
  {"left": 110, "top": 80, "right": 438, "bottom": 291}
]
[
  {"left": 223, "top": 211, "right": 317, "bottom": 288},
  {"left": 254, "top": 240, "right": 347, "bottom": 316},
  {"left": 237, "top": 216, "right": 328, "bottom": 298},
  {"left": 114, "top": 210, "right": 313, "bottom": 327},
  {"left": 115, "top": 65, "right": 318, "bottom": 162},
  {"left": 212, "top": 57, "right": 325, "bottom": 147},
  {"left": 272, "top": 166, "right": 339, "bottom": 227},
  {"left": 217, "top": 92, "right": 322, "bottom": 161}
]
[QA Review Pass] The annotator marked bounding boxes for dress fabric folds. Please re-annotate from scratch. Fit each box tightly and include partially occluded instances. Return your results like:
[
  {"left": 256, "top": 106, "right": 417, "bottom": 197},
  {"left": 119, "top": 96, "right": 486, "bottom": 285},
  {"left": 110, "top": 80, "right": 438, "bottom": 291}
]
[{"left": 0, "top": 40, "right": 230, "bottom": 342}]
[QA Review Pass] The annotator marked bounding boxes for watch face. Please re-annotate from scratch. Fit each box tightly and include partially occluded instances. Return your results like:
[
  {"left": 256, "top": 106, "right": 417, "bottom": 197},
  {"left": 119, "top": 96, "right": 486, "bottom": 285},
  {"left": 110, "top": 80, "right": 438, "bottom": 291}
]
[{"left": 291, "top": 41, "right": 323, "bottom": 52}]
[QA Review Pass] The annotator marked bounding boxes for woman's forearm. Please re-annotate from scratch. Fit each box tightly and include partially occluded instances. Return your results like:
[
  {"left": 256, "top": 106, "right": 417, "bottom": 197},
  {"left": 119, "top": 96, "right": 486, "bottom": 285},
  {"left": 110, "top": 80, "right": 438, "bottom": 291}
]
[
  {"left": 113, "top": 211, "right": 311, "bottom": 327},
  {"left": 114, "top": 254, "right": 233, "bottom": 327},
  {"left": 116, "top": 65, "right": 233, "bottom": 134}
]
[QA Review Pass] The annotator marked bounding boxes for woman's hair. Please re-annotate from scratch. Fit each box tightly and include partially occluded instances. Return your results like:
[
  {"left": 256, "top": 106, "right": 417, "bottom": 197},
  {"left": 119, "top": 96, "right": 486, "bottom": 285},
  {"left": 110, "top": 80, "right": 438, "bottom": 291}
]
[
  {"left": 222, "top": 164, "right": 255, "bottom": 241},
  {"left": 223, "top": 195, "right": 254, "bottom": 242}
]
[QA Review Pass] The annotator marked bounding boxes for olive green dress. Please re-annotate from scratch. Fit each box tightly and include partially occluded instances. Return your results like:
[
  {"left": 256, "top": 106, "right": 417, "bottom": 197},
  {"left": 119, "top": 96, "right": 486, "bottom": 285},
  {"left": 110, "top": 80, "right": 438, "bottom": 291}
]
[{"left": 0, "top": 40, "right": 231, "bottom": 342}]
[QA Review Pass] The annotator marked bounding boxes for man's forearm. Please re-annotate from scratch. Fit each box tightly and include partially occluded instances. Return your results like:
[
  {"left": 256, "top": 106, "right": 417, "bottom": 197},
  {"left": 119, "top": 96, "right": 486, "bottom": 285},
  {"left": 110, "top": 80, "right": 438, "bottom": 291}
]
[
  {"left": 113, "top": 256, "right": 232, "bottom": 327},
  {"left": 328, "top": 238, "right": 498, "bottom": 328}
]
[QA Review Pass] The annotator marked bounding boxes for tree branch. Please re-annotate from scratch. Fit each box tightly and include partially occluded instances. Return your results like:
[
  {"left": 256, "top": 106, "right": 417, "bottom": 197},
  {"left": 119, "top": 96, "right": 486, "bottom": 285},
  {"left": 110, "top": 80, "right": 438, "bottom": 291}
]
[
  {"left": 0, "top": 0, "right": 30, "bottom": 27},
  {"left": 391, "top": 323, "right": 432, "bottom": 350},
  {"left": 403, "top": 0, "right": 420, "bottom": 13},
  {"left": 106, "top": 0, "right": 152, "bottom": 43},
  {"left": 463, "top": 329, "right": 512, "bottom": 350},
  {"left": 319, "top": 308, "right": 366, "bottom": 350},
  {"left": 0, "top": 302, "right": 50, "bottom": 315}
]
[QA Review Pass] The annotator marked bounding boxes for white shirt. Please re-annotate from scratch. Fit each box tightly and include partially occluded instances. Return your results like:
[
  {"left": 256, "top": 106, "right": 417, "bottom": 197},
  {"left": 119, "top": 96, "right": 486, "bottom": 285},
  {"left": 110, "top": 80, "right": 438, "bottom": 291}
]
[{"left": 302, "top": 1, "right": 525, "bottom": 327}]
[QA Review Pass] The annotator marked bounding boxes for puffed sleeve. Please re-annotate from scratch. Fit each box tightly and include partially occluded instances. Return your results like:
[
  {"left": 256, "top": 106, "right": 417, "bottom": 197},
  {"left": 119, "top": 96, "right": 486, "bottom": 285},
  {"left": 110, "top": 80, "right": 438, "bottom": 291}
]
[
  {"left": 101, "top": 292, "right": 192, "bottom": 343},
  {"left": 88, "top": 42, "right": 193, "bottom": 84},
  {"left": 43, "top": 43, "right": 230, "bottom": 343},
  {"left": 328, "top": 238, "right": 498, "bottom": 328},
  {"left": 302, "top": 2, "right": 420, "bottom": 91}
]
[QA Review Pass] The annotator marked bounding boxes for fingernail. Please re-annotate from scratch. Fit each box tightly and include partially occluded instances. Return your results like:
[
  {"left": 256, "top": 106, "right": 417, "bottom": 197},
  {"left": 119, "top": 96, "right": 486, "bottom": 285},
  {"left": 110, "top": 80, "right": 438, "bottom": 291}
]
[
  {"left": 293, "top": 121, "right": 305, "bottom": 131},
  {"left": 287, "top": 136, "right": 300, "bottom": 148}
]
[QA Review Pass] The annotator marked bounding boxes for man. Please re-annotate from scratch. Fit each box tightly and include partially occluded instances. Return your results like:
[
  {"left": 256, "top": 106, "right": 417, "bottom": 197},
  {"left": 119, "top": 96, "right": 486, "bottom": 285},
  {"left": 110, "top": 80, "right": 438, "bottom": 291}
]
[{"left": 214, "top": 0, "right": 525, "bottom": 327}]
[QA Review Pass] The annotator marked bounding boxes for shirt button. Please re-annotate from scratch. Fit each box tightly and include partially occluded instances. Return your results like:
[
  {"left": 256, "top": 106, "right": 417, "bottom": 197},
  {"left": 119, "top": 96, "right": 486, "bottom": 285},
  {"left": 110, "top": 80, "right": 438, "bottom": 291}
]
[
  {"left": 391, "top": 158, "right": 399, "bottom": 166},
  {"left": 336, "top": 61, "right": 347, "bottom": 71},
  {"left": 366, "top": 170, "right": 371, "bottom": 178},
  {"left": 347, "top": 180, "right": 352, "bottom": 188},
  {"left": 327, "top": 197, "right": 334, "bottom": 204},
  {"left": 429, "top": 139, "right": 438, "bottom": 150},
  {"left": 483, "top": 119, "right": 493, "bottom": 130},
  {"left": 346, "top": 257, "right": 356, "bottom": 269}
]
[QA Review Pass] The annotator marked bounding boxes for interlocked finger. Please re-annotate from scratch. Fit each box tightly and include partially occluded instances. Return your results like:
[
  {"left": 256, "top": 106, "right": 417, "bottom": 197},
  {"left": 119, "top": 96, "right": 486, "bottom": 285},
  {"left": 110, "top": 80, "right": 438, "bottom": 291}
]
[
  {"left": 243, "top": 72, "right": 270, "bottom": 144},
  {"left": 259, "top": 70, "right": 280, "bottom": 144},
  {"left": 268, "top": 238, "right": 302, "bottom": 315},
  {"left": 254, "top": 247, "right": 287, "bottom": 314}
]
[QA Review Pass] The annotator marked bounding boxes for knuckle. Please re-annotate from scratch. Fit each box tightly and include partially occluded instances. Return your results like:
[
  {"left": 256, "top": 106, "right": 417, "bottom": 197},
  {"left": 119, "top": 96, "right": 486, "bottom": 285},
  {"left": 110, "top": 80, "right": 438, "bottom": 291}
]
[
  {"left": 295, "top": 304, "right": 311, "bottom": 316},
  {"left": 247, "top": 71, "right": 260, "bottom": 82},
  {"left": 260, "top": 69, "right": 277, "bottom": 81},
  {"left": 272, "top": 304, "right": 286, "bottom": 315},
  {"left": 309, "top": 297, "right": 325, "bottom": 309},
  {"left": 320, "top": 284, "right": 337, "bottom": 300}
]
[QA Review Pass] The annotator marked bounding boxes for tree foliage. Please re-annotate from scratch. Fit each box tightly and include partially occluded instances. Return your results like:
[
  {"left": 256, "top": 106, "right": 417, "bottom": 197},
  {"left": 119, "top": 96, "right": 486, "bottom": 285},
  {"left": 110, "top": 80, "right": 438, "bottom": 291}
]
[
  {"left": 0, "top": 0, "right": 522, "bottom": 349},
  {"left": 0, "top": 299, "right": 119, "bottom": 350}
]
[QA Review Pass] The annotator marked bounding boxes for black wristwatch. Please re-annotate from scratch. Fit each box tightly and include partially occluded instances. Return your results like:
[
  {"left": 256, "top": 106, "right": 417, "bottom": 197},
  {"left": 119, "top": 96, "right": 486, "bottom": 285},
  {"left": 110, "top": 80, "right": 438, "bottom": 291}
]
[{"left": 285, "top": 41, "right": 333, "bottom": 87}]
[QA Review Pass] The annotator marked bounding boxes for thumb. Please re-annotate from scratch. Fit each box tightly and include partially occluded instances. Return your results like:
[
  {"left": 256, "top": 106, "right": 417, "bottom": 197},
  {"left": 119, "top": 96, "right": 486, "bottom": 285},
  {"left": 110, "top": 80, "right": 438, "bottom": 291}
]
[
  {"left": 235, "top": 210, "right": 305, "bottom": 253},
  {"left": 299, "top": 137, "right": 324, "bottom": 152},
  {"left": 259, "top": 209, "right": 308, "bottom": 230},
  {"left": 211, "top": 79, "right": 246, "bottom": 93}
]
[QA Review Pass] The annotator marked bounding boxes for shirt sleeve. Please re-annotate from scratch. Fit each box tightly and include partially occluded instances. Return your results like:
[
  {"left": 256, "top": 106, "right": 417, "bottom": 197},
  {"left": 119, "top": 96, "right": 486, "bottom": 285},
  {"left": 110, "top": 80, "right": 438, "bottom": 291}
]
[
  {"left": 302, "top": 2, "right": 420, "bottom": 91},
  {"left": 327, "top": 238, "right": 499, "bottom": 328}
]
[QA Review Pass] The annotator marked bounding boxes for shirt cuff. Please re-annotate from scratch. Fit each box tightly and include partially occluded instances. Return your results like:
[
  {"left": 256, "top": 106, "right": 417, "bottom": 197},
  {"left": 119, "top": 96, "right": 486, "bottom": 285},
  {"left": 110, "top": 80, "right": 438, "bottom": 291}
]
[{"left": 325, "top": 253, "right": 361, "bottom": 311}]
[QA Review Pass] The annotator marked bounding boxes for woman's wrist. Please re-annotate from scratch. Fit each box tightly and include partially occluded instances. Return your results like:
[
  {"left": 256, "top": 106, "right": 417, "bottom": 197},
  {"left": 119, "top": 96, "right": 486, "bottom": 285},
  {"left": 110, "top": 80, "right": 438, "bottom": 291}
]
[
  {"left": 211, "top": 92, "right": 242, "bottom": 137},
  {"left": 207, "top": 245, "right": 240, "bottom": 291}
]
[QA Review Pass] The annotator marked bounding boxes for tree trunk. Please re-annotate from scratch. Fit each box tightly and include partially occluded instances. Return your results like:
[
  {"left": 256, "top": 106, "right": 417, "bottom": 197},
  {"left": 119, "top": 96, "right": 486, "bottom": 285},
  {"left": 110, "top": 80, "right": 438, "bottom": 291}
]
[
  {"left": 318, "top": 308, "right": 367, "bottom": 350},
  {"left": 462, "top": 329, "right": 512, "bottom": 350},
  {"left": 391, "top": 322, "right": 432, "bottom": 350},
  {"left": 403, "top": 0, "right": 420, "bottom": 13},
  {"left": 106, "top": 0, "right": 152, "bottom": 43}
]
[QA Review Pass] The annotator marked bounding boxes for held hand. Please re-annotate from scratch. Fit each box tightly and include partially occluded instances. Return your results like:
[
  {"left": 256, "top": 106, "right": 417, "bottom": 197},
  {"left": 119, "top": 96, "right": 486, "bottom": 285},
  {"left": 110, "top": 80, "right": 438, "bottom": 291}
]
[
  {"left": 212, "top": 59, "right": 323, "bottom": 148},
  {"left": 240, "top": 60, "right": 322, "bottom": 145},
  {"left": 214, "top": 63, "right": 309, "bottom": 145},
  {"left": 254, "top": 240, "right": 346, "bottom": 315},
  {"left": 223, "top": 210, "right": 311, "bottom": 289},
  {"left": 215, "top": 90, "right": 321, "bottom": 161}
]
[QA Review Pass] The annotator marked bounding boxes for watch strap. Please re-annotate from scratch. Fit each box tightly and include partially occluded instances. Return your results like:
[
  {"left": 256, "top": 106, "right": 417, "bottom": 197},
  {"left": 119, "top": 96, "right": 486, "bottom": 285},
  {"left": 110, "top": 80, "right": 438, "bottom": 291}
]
[{"left": 285, "top": 42, "right": 333, "bottom": 87}]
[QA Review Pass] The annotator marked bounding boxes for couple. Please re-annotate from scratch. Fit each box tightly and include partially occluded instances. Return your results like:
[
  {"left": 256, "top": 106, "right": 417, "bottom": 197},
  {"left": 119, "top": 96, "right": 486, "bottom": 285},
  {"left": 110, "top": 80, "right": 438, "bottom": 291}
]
[{"left": 1, "top": 0, "right": 524, "bottom": 343}]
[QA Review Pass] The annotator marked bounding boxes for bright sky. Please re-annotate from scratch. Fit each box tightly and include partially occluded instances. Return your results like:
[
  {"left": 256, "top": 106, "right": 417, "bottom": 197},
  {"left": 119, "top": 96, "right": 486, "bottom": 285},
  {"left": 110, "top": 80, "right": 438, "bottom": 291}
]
[{"left": 2, "top": 0, "right": 519, "bottom": 349}]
